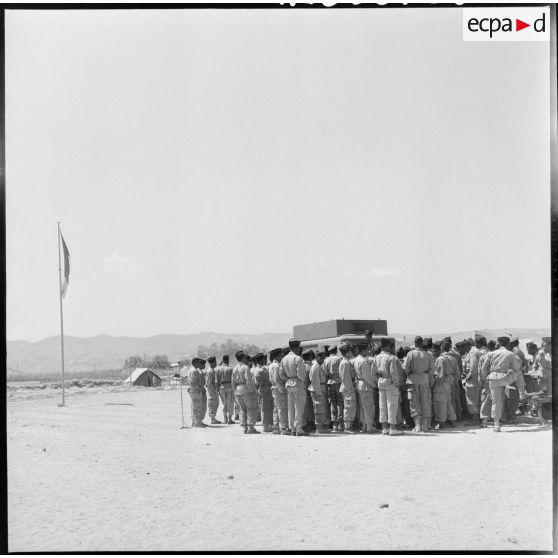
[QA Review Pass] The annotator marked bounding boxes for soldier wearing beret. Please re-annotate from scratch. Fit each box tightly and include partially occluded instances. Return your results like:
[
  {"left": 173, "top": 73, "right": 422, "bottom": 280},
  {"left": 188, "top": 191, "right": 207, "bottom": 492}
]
[
  {"left": 254, "top": 352, "right": 274, "bottom": 432},
  {"left": 205, "top": 356, "right": 221, "bottom": 424},
  {"left": 324, "top": 345, "right": 344, "bottom": 432},
  {"left": 279, "top": 339, "right": 309, "bottom": 436}
]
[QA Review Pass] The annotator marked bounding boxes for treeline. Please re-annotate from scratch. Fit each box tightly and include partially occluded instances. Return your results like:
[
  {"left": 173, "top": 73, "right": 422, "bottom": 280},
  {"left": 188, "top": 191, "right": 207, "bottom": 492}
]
[
  {"left": 196, "top": 338, "right": 267, "bottom": 361},
  {"left": 123, "top": 354, "right": 171, "bottom": 370}
]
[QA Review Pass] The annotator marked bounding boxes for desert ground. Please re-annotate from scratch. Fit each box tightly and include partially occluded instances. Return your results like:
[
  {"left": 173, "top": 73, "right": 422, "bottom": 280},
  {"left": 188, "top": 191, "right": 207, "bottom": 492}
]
[{"left": 7, "top": 383, "right": 553, "bottom": 552}]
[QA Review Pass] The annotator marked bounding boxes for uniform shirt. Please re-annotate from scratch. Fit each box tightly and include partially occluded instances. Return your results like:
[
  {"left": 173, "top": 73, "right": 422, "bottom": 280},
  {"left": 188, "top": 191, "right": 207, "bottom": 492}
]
[
  {"left": 404, "top": 348, "right": 433, "bottom": 385},
  {"left": 448, "top": 350, "right": 463, "bottom": 380},
  {"left": 325, "top": 354, "right": 342, "bottom": 385},
  {"left": 481, "top": 347, "right": 524, "bottom": 395},
  {"left": 268, "top": 360, "right": 286, "bottom": 393},
  {"left": 216, "top": 364, "right": 233, "bottom": 386},
  {"left": 513, "top": 347, "right": 528, "bottom": 374},
  {"left": 339, "top": 357, "right": 356, "bottom": 394},
  {"left": 375, "top": 351, "right": 400, "bottom": 389},
  {"left": 231, "top": 363, "right": 257, "bottom": 395},
  {"left": 353, "top": 354, "right": 377, "bottom": 391},
  {"left": 309, "top": 360, "right": 327, "bottom": 394},
  {"left": 477, "top": 348, "right": 489, "bottom": 384},
  {"left": 187, "top": 367, "right": 204, "bottom": 389},
  {"left": 466, "top": 347, "right": 481, "bottom": 387},
  {"left": 279, "top": 351, "right": 307, "bottom": 387},
  {"left": 535, "top": 349, "right": 551, "bottom": 374},
  {"left": 434, "top": 353, "right": 458, "bottom": 387},
  {"left": 254, "top": 365, "right": 272, "bottom": 387},
  {"left": 205, "top": 366, "right": 218, "bottom": 390}
]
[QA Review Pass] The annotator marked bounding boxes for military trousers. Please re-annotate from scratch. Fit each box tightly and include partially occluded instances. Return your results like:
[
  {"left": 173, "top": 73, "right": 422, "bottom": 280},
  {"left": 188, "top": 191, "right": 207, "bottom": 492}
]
[
  {"left": 258, "top": 385, "right": 274, "bottom": 428},
  {"left": 235, "top": 391, "right": 259, "bottom": 427},
  {"left": 407, "top": 381, "right": 431, "bottom": 418},
  {"left": 489, "top": 383, "right": 506, "bottom": 423},
  {"left": 399, "top": 385, "right": 413, "bottom": 426},
  {"left": 188, "top": 387, "right": 205, "bottom": 425},
  {"left": 342, "top": 390, "right": 357, "bottom": 423},
  {"left": 303, "top": 389, "right": 315, "bottom": 427},
  {"left": 206, "top": 385, "right": 219, "bottom": 419},
  {"left": 357, "top": 390, "right": 375, "bottom": 428},
  {"left": 379, "top": 385, "right": 399, "bottom": 425},
  {"left": 311, "top": 391, "right": 327, "bottom": 426},
  {"left": 272, "top": 387, "right": 288, "bottom": 430},
  {"left": 219, "top": 385, "right": 235, "bottom": 419},
  {"left": 287, "top": 383, "right": 307, "bottom": 433},
  {"left": 433, "top": 382, "right": 456, "bottom": 423},
  {"left": 464, "top": 382, "right": 480, "bottom": 415},
  {"left": 503, "top": 384, "right": 519, "bottom": 421},
  {"left": 479, "top": 386, "right": 492, "bottom": 420},
  {"left": 327, "top": 383, "right": 344, "bottom": 424},
  {"left": 451, "top": 380, "right": 462, "bottom": 420}
]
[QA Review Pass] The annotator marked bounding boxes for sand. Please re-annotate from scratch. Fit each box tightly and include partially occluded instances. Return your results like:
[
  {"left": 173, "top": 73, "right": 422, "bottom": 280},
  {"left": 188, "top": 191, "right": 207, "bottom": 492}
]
[{"left": 7, "top": 385, "right": 553, "bottom": 552}]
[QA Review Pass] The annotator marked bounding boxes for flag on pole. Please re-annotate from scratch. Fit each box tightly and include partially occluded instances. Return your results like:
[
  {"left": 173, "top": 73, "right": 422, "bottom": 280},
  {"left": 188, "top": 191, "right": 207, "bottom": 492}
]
[{"left": 60, "top": 231, "right": 70, "bottom": 299}]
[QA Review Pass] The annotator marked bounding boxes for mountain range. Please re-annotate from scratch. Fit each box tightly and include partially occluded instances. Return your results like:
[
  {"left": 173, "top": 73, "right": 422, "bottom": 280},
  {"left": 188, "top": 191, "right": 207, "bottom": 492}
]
[{"left": 6, "top": 328, "right": 550, "bottom": 377}]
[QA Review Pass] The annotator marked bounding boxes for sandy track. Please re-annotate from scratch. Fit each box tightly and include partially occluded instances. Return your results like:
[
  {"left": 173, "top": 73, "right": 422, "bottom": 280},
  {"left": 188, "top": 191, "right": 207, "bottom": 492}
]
[{"left": 7, "top": 386, "right": 552, "bottom": 551}]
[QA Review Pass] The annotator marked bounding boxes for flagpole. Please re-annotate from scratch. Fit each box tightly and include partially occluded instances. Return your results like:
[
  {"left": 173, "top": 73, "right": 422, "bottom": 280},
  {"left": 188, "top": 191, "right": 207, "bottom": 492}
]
[
  {"left": 179, "top": 361, "right": 186, "bottom": 429},
  {"left": 57, "top": 222, "right": 66, "bottom": 407}
]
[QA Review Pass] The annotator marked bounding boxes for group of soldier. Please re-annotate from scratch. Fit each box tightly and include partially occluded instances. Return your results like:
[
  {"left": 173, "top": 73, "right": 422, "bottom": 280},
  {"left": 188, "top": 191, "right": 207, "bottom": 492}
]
[{"left": 183, "top": 331, "right": 552, "bottom": 436}]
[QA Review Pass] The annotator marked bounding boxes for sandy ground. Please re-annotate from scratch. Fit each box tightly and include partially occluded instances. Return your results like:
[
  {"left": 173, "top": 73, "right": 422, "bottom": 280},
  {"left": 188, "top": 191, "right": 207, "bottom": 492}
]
[{"left": 7, "top": 385, "right": 553, "bottom": 552}]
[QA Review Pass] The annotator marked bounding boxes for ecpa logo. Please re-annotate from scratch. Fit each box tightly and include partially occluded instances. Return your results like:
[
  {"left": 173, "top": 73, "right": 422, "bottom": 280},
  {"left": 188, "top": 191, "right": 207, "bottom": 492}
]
[{"left": 463, "top": 7, "right": 549, "bottom": 41}]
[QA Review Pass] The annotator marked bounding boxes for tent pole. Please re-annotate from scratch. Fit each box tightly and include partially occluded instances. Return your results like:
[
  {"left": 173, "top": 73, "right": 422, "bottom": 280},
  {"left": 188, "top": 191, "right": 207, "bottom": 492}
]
[{"left": 179, "top": 362, "right": 186, "bottom": 429}]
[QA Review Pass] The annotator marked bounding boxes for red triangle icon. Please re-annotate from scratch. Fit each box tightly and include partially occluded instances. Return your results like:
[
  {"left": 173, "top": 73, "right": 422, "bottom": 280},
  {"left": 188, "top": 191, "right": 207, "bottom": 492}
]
[{"left": 516, "top": 19, "right": 530, "bottom": 31}]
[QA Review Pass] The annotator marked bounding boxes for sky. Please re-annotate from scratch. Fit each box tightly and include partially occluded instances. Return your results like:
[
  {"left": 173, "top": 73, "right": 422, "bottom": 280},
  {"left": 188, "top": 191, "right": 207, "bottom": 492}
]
[{"left": 6, "top": 7, "right": 551, "bottom": 342}]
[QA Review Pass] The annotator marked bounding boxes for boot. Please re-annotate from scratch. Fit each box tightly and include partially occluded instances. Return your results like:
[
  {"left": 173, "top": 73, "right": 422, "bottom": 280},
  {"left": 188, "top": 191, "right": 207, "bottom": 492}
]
[
  {"left": 227, "top": 417, "right": 234, "bottom": 425},
  {"left": 381, "top": 422, "right": 389, "bottom": 435},
  {"left": 413, "top": 417, "right": 422, "bottom": 433},
  {"left": 247, "top": 425, "right": 261, "bottom": 434},
  {"left": 389, "top": 425, "right": 403, "bottom": 436},
  {"left": 494, "top": 422, "right": 501, "bottom": 433},
  {"left": 280, "top": 428, "right": 290, "bottom": 435},
  {"left": 338, "top": 422, "right": 345, "bottom": 432},
  {"left": 210, "top": 418, "right": 221, "bottom": 424},
  {"left": 332, "top": 422, "right": 338, "bottom": 432},
  {"left": 480, "top": 418, "right": 488, "bottom": 428}
]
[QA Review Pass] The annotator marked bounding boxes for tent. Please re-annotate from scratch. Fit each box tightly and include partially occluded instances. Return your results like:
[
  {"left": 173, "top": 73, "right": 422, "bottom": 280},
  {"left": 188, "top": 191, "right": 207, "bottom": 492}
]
[{"left": 124, "top": 368, "right": 162, "bottom": 387}]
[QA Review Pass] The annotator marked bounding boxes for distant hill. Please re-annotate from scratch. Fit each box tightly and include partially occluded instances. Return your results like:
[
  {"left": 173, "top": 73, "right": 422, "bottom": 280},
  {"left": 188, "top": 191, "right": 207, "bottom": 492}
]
[
  {"left": 6, "top": 332, "right": 291, "bottom": 375},
  {"left": 6, "top": 327, "right": 549, "bottom": 377}
]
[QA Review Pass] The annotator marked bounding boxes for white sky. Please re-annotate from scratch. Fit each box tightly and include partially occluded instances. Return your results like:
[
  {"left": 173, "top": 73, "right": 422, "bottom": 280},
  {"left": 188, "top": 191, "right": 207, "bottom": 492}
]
[{"left": 6, "top": 8, "right": 551, "bottom": 341}]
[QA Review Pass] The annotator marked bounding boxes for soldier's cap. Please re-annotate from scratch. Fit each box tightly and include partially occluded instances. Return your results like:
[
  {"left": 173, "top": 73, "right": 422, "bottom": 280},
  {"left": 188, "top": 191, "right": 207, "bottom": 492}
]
[
  {"left": 380, "top": 337, "right": 392, "bottom": 349},
  {"left": 396, "top": 346, "right": 405, "bottom": 358},
  {"left": 302, "top": 349, "right": 315, "bottom": 360},
  {"left": 443, "top": 336, "right": 452, "bottom": 344},
  {"left": 288, "top": 338, "right": 301, "bottom": 349},
  {"left": 207, "top": 356, "right": 217, "bottom": 363},
  {"left": 339, "top": 343, "right": 352, "bottom": 354},
  {"left": 467, "top": 337, "right": 474, "bottom": 344},
  {"left": 235, "top": 350, "right": 245, "bottom": 360},
  {"left": 526, "top": 342, "right": 538, "bottom": 349},
  {"left": 316, "top": 350, "right": 326, "bottom": 358},
  {"left": 542, "top": 337, "right": 551, "bottom": 343},
  {"left": 222, "top": 354, "right": 229, "bottom": 359},
  {"left": 455, "top": 342, "right": 463, "bottom": 350},
  {"left": 497, "top": 336, "right": 510, "bottom": 344},
  {"left": 328, "top": 345, "right": 338, "bottom": 353},
  {"left": 269, "top": 348, "right": 283, "bottom": 359},
  {"left": 198, "top": 358, "right": 206, "bottom": 365},
  {"left": 254, "top": 352, "right": 266, "bottom": 362},
  {"left": 509, "top": 335, "right": 519, "bottom": 343}
]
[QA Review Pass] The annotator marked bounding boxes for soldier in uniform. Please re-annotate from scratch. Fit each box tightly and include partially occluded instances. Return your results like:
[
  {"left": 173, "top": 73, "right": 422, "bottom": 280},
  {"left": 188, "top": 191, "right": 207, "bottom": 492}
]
[
  {"left": 463, "top": 335, "right": 485, "bottom": 426},
  {"left": 301, "top": 350, "right": 317, "bottom": 432},
  {"left": 268, "top": 347, "right": 289, "bottom": 434},
  {"left": 216, "top": 355, "right": 235, "bottom": 424},
  {"left": 444, "top": 337, "right": 465, "bottom": 421},
  {"left": 432, "top": 341, "right": 457, "bottom": 429},
  {"left": 479, "top": 340, "right": 496, "bottom": 426},
  {"left": 187, "top": 358, "right": 208, "bottom": 427},
  {"left": 397, "top": 346, "right": 413, "bottom": 429},
  {"left": 523, "top": 341, "right": 539, "bottom": 414},
  {"left": 532, "top": 337, "right": 552, "bottom": 421},
  {"left": 375, "top": 337, "right": 403, "bottom": 436},
  {"left": 339, "top": 344, "right": 357, "bottom": 434},
  {"left": 309, "top": 350, "right": 330, "bottom": 433},
  {"left": 280, "top": 339, "right": 309, "bottom": 436},
  {"left": 503, "top": 336, "right": 527, "bottom": 423},
  {"left": 364, "top": 330, "right": 381, "bottom": 430},
  {"left": 198, "top": 358, "right": 208, "bottom": 423},
  {"left": 404, "top": 336, "right": 434, "bottom": 433},
  {"left": 253, "top": 352, "right": 274, "bottom": 432},
  {"left": 231, "top": 351, "right": 260, "bottom": 434},
  {"left": 205, "top": 356, "right": 222, "bottom": 424},
  {"left": 481, "top": 336, "right": 523, "bottom": 432},
  {"left": 324, "top": 345, "right": 344, "bottom": 432},
  {"left": 353, "top": 342, "right": 377, "bottom": 433}
]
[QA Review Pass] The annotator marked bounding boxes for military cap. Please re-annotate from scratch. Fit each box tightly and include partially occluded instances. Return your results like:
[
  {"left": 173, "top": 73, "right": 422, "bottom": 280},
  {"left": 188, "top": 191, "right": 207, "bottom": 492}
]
[
  {"left": 222, "top": 354, "right": 229, "bottom": 360},
  {"left": 467, "top": 337, "right": 474, "bottom": 345},
  {"left": 380, "top": 337, "right": 392, "bottom": 349},
  {"left": 316, "top": 350, "right": 326, "bottom": 358},
  {"left": 339, "top": 343, "right": 352, "bottom": 354},
  {"left": 235, "top": 350, "right": 245, "bottom": 360},
  {"left": 526, "top": 342, "right": 538, "bottom": 349},
  {"left": 269, "top": 347, "right": 282, "bottom": 360},
  {"left": 207, "top": 356, "right": 217, "bottom": 363},
  {"left": 254, "top": 352, "right": 266, "bottom": 363},
  {"left": 542, "top": 337, "right": 551, "bottom": 343},
  {"left": 289, "top": 338, "right": 301, "bottom": 349},
  {"left": 509, "top": 335, "right": 519, "bottom": 343},
  {"left": 497, "top": 336, "right": 510, "bottom": 344},
  {"left": 455, "top": 342, "right": 463, "bottom": 350}
]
